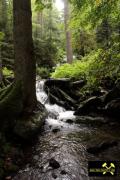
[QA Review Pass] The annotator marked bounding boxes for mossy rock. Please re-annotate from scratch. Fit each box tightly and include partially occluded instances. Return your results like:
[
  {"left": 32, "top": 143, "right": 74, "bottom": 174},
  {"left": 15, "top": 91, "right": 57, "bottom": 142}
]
[{"left": 14, "top": 106, "right": 47, "bottom": 140}]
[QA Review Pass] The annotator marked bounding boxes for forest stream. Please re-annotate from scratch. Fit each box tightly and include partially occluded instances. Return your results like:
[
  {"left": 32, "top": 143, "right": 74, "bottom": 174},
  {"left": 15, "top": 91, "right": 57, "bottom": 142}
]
[{"left": 13, "top": 80, "right": 120, "bottom": 180}]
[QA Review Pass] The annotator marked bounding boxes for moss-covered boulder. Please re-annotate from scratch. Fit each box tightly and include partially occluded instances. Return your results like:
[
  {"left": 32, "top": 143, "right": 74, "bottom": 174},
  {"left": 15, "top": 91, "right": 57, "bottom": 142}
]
[
  {"left": 74, "top": 96, "right": 102, "bottom": 115},
  {"left": 13, "top": 103, "right": 47, "bottom": 140}
]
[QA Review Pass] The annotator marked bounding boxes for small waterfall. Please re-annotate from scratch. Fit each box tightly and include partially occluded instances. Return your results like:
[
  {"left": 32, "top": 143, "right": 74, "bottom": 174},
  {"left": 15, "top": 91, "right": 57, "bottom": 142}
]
[
  {"left": 36, "top": 80, "right": 48, "bottom": 105},
  {"left": 36, "top": 80, "right": 65, "bottom": 114},
  {"left": 36, "top": 80, "right": 76, "bottom": 131}
]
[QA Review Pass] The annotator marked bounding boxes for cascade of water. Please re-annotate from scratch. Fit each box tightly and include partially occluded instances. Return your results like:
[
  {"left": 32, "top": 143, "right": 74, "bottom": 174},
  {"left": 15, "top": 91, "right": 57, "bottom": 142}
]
[
  {"left": 36, "top": 80, "right": 76, "bottom": 131},
  {"left": 36, "top": 80, "right": 65, "bottom": 114},
  {"left": 36, "top": 80, "right": 48, "bottom": 105}
]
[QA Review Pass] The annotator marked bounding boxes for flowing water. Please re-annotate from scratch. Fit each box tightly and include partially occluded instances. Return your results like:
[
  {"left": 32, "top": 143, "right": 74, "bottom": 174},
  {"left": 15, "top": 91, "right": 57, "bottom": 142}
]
[{"left": 14, "top": 80, "right": 120, "bottom": 180}]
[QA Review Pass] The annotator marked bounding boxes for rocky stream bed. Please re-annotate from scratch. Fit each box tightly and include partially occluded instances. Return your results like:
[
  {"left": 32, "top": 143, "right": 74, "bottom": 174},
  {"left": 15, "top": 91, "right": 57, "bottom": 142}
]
[{"left": 13, "top": 79, "right": 120, "bottom": 180}]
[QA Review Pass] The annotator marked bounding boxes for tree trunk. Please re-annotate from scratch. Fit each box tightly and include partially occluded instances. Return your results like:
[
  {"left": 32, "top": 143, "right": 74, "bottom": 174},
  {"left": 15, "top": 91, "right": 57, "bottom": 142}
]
[
  {"left": 13, "top": 0, "right": 37, "bottom": 112},
  {"left": 1, "top": 0, "right": 7, "bottom": 33},
  {"left": 64, "top": 0, "right": 73, "bottom": 64},
  {"left": 0, "top": 0, "right": 7, "bottom": 82},
  {"left": 0, "top": 46, "right": 2, "bottom": 83},
  {"left": 39, "top": 12, "right": 43, "bottom": 39}
]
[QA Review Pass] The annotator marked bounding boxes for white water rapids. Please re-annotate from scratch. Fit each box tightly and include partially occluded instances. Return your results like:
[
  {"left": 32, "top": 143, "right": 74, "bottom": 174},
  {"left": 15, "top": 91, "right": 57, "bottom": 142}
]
[{"left": 36, "top": 80, "right": 78, "bottom": 132}]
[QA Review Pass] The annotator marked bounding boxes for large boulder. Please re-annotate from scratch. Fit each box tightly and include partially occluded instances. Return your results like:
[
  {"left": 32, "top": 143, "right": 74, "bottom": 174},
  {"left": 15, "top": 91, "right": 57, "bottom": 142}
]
[
  {"left": 56, "top": 88, "right": 78, "bottom": 108},
  {"left": 87, "top": 140, "right": 118, "bottom": 154},
  {"left": 49, "top": 158, "right": 60, "bottom": 169},
  {"left": 74, "top": 96, "right": 102, "bottom": 115},
  {"left": 104, "top": 88, "right": 120, "bottom": 104},
  {"left": 49, "top": 92, "right": 72, "bottom": 110},
  {"left": 105, "top": 98, "right": 120, "bottom": 118},
  {"left": 71, "top": 80, "right": 86, "bottom": 89},
  {"left": 100, "top": 76, "right": 116, "bottom": 90},
  {"left": 44, "top": 78, "right": 71, "bottom": 93},
  {"left": 13, "top": 102, "right": 47, "bottom": 141},
  {"left": 46, "top": 85, "right": 78, "bottom": 110},
  {"left": 104, "top": 79, "right": 120, "bottom": 104},
  {"left": 44, "top": 78, "right": 82, "bottom": 101}
]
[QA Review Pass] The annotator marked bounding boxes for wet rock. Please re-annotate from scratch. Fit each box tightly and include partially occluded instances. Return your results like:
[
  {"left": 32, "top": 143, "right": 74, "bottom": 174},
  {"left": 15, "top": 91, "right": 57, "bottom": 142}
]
[
  {"left": 57, "top": 88, "right": 77, "bottom": 108},
  {"left": 75, "top": 116, "right": 108, "bottom": 125},
  {"left": 45, "top": 78, "right": 81, "bottom": 107},
  {"left": 49, "top": 92, "right": 73, "bottom": 110},
  {"left": 101, "top": 76, "right": 115, "bottom": 90},
  {"left": 49, "top": 158, "right": 60, "bottom": 169},
  {"left": 39, "top": 166, "right": 43, "bottom": 170},
  {"left": 87, "top": 140, "right": 118, "bottom": 154},
  {"left": 44, "top": 78, "right": 71, "bottom": 93},
  {"left": 33, "top": 155, "right": 39, "bottom": 161},
  {"left": 49, "top": 125, "right": 52, "bottom": 129},
  {"left": 104, "top": 80, "right": 120, "bottom": 104},
  {"left": 74, "top": 96, "right": 102, "bottom": 115},
  {"left": 91, "top": 88, "right": 106, "bottom": 97},
  {"left": 115, "top": 78, "right": 120, "bottom": 89},
  {"left": 52, "top": 128, "right": 60, "bottom": 133},
  {"left": 71, "top": 80, "right": 86, "bottom": 89},
  {"left": 66, "top": 119, "right": 74, "bottom": 124},
  {"left": 52, "top": 172, "right": 57, "bottom": 179},
  {"left": 14, "top": 103, "right": 47, "bottom": 141},
  {"left": 104, "top": 89, "right": 120, "bottom": 105},
  {"left": 61, "top": 170, "right": 67, "bottom": 175},
  {"left": 49, "top": 87, "right": 77, "bottom": 110},
  {"left": 48, "top": 111, "right": 58, "bottom": 119},
  {"left": 105, "top": 98, "right": 120, "bottom": 117}
]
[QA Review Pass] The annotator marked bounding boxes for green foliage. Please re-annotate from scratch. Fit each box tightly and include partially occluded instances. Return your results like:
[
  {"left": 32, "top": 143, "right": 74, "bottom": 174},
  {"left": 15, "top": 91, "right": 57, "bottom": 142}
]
[
  {"left": 3, "top": 67, "right": 13, "bottom": 77},
  {"left": 32, "top": 1, "right": 65, "bottom": 69},
  {"left": 34, "top": 38, "right": 56, "bottom": 68},
  {"left": 52, "top": 49, "right": 120, "bottom": 90},
  {"left": 35, "top": 0, "right": 53, "bottom": 11},
  {"left": 0, "top": 31, "right": 4, "bottom": 42},
  {"left": 0, "top": 0, "right": 14, "bottom": 71},
  {"left": 36, "top": 67, "right": 50, "bottom": 78},
  {"left": 70, "top": 0, "right": 120, "bottom": 58},
  {"left": 1, "top": 42, "right": 14, "bottom": 70}
]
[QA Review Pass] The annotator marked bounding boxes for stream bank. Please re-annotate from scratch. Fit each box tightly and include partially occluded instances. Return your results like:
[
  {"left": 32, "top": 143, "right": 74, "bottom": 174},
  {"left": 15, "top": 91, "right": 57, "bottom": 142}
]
[{"left": 13, "top": 79, "right": 120, "bottom": 180}]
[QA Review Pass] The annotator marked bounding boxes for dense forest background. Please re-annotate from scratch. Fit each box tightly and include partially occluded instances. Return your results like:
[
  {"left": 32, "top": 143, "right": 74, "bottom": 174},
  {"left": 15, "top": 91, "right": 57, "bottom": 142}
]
[{"left": 0, "top": 0, "right": 120, "bottom": 91}]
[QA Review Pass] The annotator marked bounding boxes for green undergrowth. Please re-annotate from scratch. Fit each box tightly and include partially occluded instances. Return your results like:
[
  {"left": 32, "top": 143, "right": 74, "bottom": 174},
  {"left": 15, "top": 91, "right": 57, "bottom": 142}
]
[
  {"left": 36, "top": 67, "right": 50, "bottom": 79},
  {"left": 3, "top": 67, "right": 13, "bottom": 77},
  {"left": 51, "top": 49, "right": 120, "bottom": 91}
]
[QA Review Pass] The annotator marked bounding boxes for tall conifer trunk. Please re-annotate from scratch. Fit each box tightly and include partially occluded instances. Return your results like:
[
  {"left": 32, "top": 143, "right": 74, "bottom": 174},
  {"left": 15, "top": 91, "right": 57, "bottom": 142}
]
[
  {"left": 64, "top": 0, "right": 73, "bottom": 64},
  {"left": 0, "top": 47, "right": 2, "bottom": 82},
  {"left": 13, "top": 0, "right": 37, "bottom": 112}
]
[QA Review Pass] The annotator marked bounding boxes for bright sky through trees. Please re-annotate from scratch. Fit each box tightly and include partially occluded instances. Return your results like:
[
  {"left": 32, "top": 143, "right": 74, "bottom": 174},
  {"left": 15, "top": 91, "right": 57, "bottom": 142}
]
[{"left": 55, "top": 0, "right": 64, "bottom": 11}]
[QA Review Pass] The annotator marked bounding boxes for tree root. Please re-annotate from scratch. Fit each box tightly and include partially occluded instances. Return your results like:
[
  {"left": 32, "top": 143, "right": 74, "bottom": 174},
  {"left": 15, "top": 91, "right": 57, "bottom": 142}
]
[{"left": 0, "top": 82, "right": 23, "bottom": 121}]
